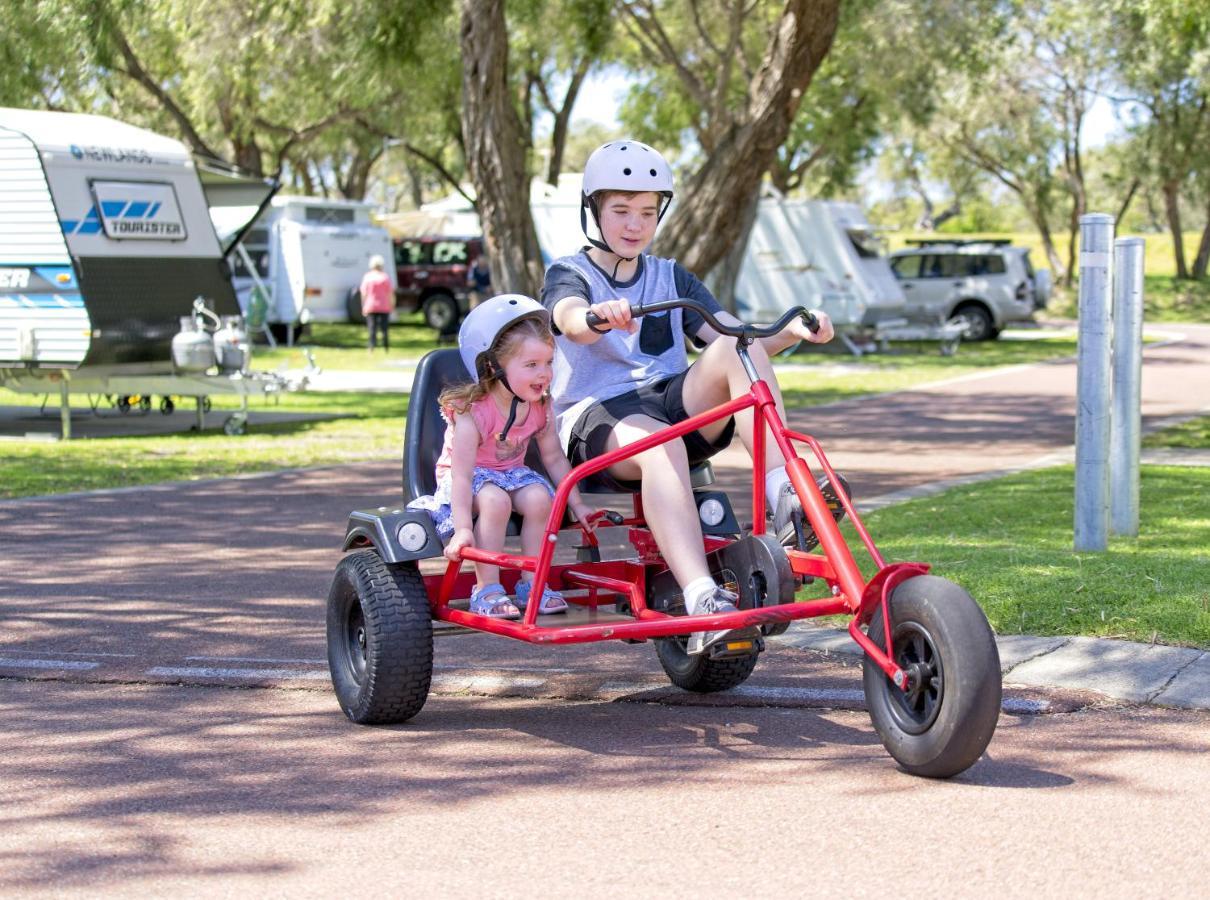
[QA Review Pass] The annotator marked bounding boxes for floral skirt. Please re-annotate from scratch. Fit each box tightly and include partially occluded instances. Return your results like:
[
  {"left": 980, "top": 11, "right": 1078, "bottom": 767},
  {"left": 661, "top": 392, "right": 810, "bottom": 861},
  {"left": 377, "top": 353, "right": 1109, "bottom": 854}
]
[{"left": 406, "top": 465, "right": 554, "bottom": 538}]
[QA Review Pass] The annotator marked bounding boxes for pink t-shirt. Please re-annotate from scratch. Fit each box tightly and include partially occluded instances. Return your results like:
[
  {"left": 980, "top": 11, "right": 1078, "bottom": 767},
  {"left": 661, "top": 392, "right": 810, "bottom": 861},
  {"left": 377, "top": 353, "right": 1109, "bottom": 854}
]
[
  {"left": 360, "top": 270, "right": 395, "bottom": 315},
  {"left": 434, "top": 395, "right": 549, "bottom": 482}
]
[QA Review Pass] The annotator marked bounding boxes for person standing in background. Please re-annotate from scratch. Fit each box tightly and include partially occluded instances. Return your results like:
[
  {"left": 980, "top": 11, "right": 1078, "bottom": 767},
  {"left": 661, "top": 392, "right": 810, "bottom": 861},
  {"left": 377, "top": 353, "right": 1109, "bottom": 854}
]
[
  {"left": 467, "top": 253, "right": 492, "bottom": 309},
  {"left": 360, "top": 254, "right": 395, "bottom": 352}
]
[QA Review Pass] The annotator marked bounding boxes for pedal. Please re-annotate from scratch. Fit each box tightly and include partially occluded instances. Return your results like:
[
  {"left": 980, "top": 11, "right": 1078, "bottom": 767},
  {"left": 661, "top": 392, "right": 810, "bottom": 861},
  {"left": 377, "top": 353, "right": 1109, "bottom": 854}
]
[{"left": 706, "top": 634, "right": 765, "bottom": 660}]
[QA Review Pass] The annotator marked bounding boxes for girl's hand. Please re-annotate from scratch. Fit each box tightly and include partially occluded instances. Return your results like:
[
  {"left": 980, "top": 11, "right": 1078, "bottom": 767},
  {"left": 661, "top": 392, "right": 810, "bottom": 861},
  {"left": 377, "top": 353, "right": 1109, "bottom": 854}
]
[
  {"left": 444, "top": 527, "right": 475, "bottom": 562},
  {"left": 571, "top": 503, "right": 599, "bottom": 533},
  {"left": 791, "top": 309, "right": 834, "bottom": 344},
  {"left": 586, "top": 299, "right": 638, "bottom": 334}
]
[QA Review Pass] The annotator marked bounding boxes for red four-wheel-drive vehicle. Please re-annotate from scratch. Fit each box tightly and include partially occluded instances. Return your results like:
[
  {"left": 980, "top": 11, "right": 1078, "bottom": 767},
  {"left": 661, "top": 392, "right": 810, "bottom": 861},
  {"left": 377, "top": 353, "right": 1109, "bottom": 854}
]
[{"left": 392, "top": 235, "right": 484, "bottom": 336}]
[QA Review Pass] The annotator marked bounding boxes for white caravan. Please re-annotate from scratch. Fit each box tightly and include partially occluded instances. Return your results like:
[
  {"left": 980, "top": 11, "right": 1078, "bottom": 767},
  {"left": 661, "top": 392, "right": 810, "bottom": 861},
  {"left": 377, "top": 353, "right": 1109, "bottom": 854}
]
[
  {"left": 735, "top": 196, "right": 907, "bottom": 346},
  {"left": 219, "top": 196, "right": 396, "bottom": 333},
  {"left": 0, "top": 107, "right": 242, "bottom": 371},
  {"left": 0, "top": 107, "right": 302, "bottom": 437}
]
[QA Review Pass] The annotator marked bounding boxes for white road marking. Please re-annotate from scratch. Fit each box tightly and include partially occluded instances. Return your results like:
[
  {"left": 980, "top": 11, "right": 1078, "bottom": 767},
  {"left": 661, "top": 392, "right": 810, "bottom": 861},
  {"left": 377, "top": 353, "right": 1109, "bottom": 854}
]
[
  {"left": 186, "top": 655, "right": 326, "bottom": 665},
  {"left": 145, "top": 666, "right": 329, "bottom": 680},
  {"left": 432, "top": 674, "right": 546, "bottom": 691},
  {"left": 0, "top": 657, "right": 100, "bottom": 671}
]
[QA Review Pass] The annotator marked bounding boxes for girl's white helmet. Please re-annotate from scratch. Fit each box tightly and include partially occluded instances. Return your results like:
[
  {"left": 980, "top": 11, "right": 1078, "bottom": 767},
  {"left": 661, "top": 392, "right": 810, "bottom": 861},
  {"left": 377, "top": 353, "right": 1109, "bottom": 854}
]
[
  {"left": 581, "top": 140, "right": 674, "bottom": 258},
  {"left": 457, "top": 293, "right": 550, "bottom": 383}
]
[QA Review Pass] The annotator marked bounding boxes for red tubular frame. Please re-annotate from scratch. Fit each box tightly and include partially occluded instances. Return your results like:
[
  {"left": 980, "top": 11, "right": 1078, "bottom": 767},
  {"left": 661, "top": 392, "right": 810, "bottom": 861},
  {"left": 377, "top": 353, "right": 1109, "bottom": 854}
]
[{"left": 427, "top": 375, "right": 920, "bottom": 688}]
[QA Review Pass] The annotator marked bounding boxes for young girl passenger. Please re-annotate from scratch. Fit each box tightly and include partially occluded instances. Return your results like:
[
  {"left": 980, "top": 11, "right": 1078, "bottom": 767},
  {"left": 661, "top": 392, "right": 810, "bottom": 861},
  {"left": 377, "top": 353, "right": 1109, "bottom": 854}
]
[{"left": 408, "top": 294, "right": 599, "bottom": 619}]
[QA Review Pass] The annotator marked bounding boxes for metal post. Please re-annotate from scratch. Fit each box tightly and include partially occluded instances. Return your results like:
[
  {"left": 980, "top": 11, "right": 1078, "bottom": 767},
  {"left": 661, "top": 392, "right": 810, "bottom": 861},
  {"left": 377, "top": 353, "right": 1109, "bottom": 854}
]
[
  {"left": 1074, "top": 213, "right": 1114, "bottom": 552},
  {"left": 58, "top": 373, "right": 71, "bottom": 441},
  {"left": 1110, "top": 237, "right": 1145, "bottom": 536}
]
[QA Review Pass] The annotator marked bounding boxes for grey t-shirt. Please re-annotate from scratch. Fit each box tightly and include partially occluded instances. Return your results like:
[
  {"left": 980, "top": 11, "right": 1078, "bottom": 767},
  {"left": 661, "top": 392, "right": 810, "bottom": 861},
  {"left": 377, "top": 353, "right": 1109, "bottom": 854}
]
[{"left": 540, "top": 250, "right": 722, "bottom": 451}]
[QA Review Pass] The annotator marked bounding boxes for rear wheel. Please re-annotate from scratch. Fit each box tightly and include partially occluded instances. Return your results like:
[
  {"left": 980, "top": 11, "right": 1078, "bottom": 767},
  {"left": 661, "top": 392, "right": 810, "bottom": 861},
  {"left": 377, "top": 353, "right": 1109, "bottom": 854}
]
[
  {"left": 327, "top": 551, "right": 433, "bottom": 724},
  {"left": 655, "top": 635, "right": 759, "bottom": 693},
  {"left": 948, "top": 305, "right": 998, "bottom": 342},
  {"left": 862, "top": 575, "right": 1001, "bottom": 778},
  {"left": 423, "top": 292, "right": 460, "bottom": 336}
]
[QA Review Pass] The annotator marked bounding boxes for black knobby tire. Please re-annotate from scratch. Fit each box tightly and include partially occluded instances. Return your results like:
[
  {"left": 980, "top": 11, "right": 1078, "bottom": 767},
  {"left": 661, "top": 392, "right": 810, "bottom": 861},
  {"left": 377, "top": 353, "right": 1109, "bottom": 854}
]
[
  {"left": 327, "top": 550, "right": 433, "bottom": 724},
  {"left": 655, "top": 636, "right": 759, "bottom": 693},
  {"left": 423, "top": 293, "right": 460, "bottom": 336},
  {"left": 862, "top": 575, "right": 1001, "bottom": 778}
]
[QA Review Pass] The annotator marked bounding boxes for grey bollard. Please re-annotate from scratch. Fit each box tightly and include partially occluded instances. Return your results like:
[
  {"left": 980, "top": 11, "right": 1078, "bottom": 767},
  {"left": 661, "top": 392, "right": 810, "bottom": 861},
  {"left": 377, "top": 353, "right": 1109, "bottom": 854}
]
[
  {"left": 1074, "top": 213, "right": 1114, "bottom": 552},
  {"left": 1111, "top": 238, "right": 1145, "bottom": 536}
]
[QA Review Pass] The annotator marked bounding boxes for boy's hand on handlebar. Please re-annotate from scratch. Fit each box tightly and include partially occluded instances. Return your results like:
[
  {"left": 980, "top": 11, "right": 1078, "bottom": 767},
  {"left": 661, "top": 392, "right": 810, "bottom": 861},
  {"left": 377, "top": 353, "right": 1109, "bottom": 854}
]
[
  {"left": 444, "top": 527, "right": 475, "bottom": 562},
  {"left": 791, "top": 309, "right": 834, "bottom": 344},
  {"left": 585, "top": 300, "right": 638, "bottom": 334}
]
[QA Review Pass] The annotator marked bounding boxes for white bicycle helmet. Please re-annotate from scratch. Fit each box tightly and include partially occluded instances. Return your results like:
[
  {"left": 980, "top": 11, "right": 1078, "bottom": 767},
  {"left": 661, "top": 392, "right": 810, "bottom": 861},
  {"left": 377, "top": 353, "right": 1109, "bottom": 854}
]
[
  {"left": 581, "top": 140, "right": 674, "bottom": 258},
  {"left": 457, "top": 293, "right": 550, "bottom": 383}
]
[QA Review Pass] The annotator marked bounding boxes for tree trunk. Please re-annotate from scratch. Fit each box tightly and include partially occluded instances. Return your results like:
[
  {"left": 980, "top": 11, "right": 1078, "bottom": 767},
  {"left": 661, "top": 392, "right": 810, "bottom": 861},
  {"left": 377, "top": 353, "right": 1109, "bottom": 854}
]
[
  {"left": 706, "top": 187, "right": 762, "bottom": 315},
  {"left": 1193, "top": 195, "right": 1210, "bottom": 279},
  {"left": 1115, "top": 177, "right": 1140, "bottom": 226},
  {"left": 1162, "top": 181, "right": 1189, "bottom": 279},
  {"left": 657, "top": 0, "right": 841, "bottom": 278},
  {"left": 460, "top": 0, "right": 544, "bottom": 298},
  {"left": 547, "top": 59, "right": 591, "bottom": 186}
]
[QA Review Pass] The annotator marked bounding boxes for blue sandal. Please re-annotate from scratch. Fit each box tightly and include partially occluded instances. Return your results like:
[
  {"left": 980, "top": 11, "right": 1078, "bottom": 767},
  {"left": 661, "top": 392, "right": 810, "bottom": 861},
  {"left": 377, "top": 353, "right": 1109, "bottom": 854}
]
[
  {"left": 514, "top": 580, "right": 568, "bottom": 615},
  {"left": 468, "top": 582, "right": 520, "bottom": 619}
]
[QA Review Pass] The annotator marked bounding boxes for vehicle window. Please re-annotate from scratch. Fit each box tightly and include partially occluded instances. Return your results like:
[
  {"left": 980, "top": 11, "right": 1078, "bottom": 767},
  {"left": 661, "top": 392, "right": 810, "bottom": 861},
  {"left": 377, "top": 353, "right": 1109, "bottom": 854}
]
[
  {"left": 395, "top": 241, "right": 430, "bottom": 266},
  {"left": 984, "top": 254, "right": 1006, "bottom": 275},
  {"left": 304, "top": 207, "right": 356, "bottom": 224},
  {"left": 232, "top": 250, "right": 269, "bottom": 279},
  {"left": 891, "top": 255, "right": 922, "bottom": 278},
  {"left": 433, "top": 241, "right": 469, "bottom": 265},
  {"left": 920, "top": 255, "right": 951, "bottom": 278},
  {"left": 847, "top": 229, "right": 887, "bottom": 259}
]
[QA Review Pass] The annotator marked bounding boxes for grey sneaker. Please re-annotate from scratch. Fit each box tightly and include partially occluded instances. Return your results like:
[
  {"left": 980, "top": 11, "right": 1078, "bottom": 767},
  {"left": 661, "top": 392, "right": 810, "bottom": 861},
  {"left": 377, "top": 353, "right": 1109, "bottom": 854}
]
[
  {"left": 686, "top": 587, "right": 757, "bottom": 656},
  {"left": 771, "top": 473, "right": 851, "bottom": 551}
]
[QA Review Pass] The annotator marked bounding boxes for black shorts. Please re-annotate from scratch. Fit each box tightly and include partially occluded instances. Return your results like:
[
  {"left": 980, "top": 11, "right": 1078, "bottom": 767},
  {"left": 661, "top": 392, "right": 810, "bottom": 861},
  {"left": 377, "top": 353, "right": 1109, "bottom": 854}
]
[{"left": 567, "top": 369, "right": 736, "bottom": 490}]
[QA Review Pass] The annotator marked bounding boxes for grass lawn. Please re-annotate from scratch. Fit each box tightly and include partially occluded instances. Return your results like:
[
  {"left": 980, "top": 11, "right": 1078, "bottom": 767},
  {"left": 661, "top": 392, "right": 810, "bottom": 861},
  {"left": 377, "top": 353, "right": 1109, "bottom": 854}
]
[{"left": 824, "top": 465, "right": 1210, "bottom": 648}]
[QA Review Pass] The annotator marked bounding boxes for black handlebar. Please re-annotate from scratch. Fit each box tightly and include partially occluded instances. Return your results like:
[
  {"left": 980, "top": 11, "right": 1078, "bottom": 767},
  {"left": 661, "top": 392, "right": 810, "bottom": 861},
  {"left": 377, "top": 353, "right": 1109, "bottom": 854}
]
[{"left": 584, "top": 297, "right": 819, "bottom": 340}]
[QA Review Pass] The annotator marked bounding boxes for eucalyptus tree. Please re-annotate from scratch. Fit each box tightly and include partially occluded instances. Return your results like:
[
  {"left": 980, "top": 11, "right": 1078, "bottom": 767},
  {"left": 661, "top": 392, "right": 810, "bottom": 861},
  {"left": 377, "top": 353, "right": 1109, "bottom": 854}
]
[
  {"left": 611, "top": 0, "right": 842, "bottom": 282},
  {"left": 1109, "top": 0, "right": 1210, "bottom": 279}
]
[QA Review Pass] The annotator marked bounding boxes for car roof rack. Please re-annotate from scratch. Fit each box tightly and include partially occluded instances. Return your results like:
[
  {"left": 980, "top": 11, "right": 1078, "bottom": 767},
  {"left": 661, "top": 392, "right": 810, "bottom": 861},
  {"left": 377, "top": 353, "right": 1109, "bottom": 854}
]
[{"left": 904, "top": 238, "right": 1014, "bottom": 247}]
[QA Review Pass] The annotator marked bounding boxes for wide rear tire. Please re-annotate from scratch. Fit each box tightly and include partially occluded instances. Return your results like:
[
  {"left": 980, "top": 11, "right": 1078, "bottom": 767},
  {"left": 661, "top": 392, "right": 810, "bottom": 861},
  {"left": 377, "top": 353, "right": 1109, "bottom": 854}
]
[
  {"left": 655, "top": 636, "right": 759, "bottom": 693},
  {"left": 327, "top": 550, "right": 433, "bottom": 724},
  {"left": 862, "top": 575, "right": 1001, "bottom": 778}
]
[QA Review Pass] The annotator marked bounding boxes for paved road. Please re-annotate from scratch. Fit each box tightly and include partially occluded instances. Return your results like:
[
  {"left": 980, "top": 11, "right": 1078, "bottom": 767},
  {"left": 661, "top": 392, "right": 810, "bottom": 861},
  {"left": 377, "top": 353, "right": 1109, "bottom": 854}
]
[
  {"left": 2, "top": 323, "right": 1209, "bottom": 894},
  {"left": 2, "top": 681, "right": 1207, "bottom": 896}
]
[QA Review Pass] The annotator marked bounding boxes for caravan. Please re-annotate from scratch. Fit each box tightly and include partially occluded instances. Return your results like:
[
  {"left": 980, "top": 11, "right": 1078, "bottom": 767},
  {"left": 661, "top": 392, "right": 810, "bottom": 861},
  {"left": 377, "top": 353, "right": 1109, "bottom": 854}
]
[
  {"left": 735, "top": 197, "right": 907, "bottom": 350},
  {"left": 221, "top": 196, "right": 395, "bottom": 337},
  {"left": 0, "top": 107, "right": 302, "bottom": 436}
]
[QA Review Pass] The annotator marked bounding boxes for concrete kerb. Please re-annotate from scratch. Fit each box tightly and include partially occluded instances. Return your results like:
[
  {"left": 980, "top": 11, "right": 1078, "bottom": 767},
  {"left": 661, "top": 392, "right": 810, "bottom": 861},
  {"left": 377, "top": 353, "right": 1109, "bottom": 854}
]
[{"left": 770, "top": 627, "right": 1210, "bottom": 710}]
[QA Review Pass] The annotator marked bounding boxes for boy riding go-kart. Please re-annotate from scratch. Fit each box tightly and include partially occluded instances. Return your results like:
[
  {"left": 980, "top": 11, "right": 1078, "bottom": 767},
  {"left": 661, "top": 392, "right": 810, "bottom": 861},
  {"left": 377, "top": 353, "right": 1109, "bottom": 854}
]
[{"left": 325, "top": 141, "right": 1002, "bottom": 778}]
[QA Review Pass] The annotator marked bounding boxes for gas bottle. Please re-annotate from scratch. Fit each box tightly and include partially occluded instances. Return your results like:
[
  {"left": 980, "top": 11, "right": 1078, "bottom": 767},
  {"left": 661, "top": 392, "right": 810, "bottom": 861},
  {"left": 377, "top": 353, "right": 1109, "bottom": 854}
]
[
  {"left": 213, "top": 316, "right": 250, "bottom": 374},
  {"left": 172, "top": 317, "right": 216, "bottom": 372}
]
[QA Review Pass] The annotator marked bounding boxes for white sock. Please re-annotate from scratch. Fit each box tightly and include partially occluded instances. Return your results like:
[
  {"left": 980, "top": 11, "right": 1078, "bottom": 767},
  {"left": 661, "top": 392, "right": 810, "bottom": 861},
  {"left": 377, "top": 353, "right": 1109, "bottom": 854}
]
[
  {"left": 765, "top": 465, "right": 790, "bottom": 505},
  {"left": 683, "top": 576, "right": 717, "bottom": 615}
]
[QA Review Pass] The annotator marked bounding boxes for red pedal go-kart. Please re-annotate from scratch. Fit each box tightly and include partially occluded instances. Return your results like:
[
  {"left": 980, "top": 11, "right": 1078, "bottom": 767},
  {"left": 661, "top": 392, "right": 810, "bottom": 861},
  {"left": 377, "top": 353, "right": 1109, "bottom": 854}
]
[{"left": 326, "top": 299, "right": 1002, "bottom": 778}]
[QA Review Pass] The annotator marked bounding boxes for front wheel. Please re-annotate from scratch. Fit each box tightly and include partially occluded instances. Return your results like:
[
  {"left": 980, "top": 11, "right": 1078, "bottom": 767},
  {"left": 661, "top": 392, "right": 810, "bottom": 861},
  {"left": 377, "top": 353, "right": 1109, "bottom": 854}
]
[
  {"left": 327, "top": 551, "right": 433, "bottom": 724},
  {"left": 862, "top": 575, "right": 1001, "bottom": 778},
  {"left": 423, "top": 292, "right": 460, "bottom": 336},
  {"left": 655, "top": 636, "right": 759, "bottom": 693}
]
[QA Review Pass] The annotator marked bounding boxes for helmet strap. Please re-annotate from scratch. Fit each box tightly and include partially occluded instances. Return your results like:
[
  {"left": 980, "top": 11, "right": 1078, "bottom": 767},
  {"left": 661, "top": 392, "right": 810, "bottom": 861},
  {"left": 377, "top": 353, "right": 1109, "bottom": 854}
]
[{"left": 485, "top": 355, "right": 524, "bottom": 441}]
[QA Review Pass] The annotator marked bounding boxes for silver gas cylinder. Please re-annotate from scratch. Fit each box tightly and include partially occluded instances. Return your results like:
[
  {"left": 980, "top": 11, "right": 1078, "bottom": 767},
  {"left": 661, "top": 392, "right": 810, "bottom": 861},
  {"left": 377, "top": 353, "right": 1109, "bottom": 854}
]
[
  {"left": 172, "top": 316, "right": 216, "bottom": 372},
  {"left": 213, "top": 315, "right": 250, "bottom": 374}
]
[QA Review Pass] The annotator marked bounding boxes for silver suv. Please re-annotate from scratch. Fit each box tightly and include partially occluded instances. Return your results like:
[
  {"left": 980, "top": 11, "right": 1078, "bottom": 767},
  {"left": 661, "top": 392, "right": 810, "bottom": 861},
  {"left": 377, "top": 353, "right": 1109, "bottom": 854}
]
[{"left": 888, "top": 240, "right": 1051, "bottom": 341}]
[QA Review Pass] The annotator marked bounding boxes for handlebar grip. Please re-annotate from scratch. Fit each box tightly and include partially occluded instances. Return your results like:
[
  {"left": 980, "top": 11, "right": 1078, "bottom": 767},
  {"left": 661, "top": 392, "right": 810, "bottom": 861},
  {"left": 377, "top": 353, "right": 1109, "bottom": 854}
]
[{"left": 803, "top": 311, "right": 820, "bottom": 334}]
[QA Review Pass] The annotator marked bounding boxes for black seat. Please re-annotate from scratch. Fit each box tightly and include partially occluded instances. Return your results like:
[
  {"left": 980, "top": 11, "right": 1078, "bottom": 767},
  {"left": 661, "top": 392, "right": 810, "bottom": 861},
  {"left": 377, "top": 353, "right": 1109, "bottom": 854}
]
[{"left": 403, "top": 348, "right": 714, "bottom": 509}]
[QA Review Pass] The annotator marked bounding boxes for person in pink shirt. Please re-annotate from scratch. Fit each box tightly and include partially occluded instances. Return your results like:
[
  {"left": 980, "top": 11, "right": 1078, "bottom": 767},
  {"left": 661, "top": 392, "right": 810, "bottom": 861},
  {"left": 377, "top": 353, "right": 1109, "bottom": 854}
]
[
  {"left": 359, "top": 254, "right": 395, "bottom": 352},
  {"left": 407, "top": 294, "right": 601, "bottom": 618}
]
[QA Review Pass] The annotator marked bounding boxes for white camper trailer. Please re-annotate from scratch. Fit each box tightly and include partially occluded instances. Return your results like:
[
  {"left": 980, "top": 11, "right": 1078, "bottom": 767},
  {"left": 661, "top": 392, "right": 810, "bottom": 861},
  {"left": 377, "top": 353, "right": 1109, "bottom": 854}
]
[
  {"left": 0, "top": 108, "right": 302, "bottom": 436},
  {"left": 735, "top": 197, "right": 907, "bottom": 351},
  {"left": 221, "top": 196, "right": 395, "bottom": 336}
]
